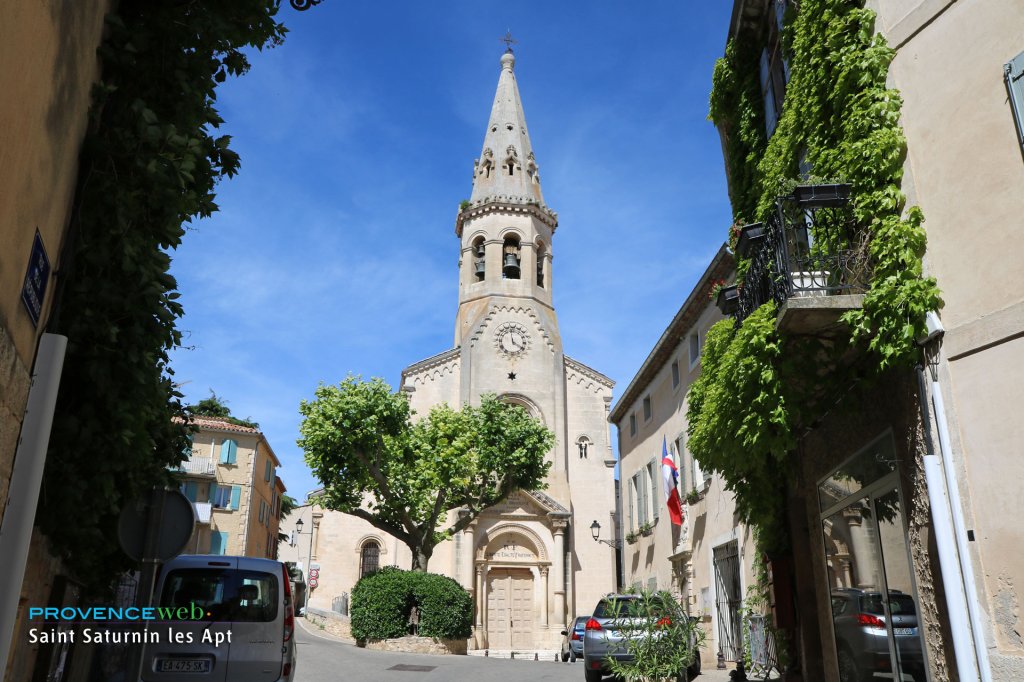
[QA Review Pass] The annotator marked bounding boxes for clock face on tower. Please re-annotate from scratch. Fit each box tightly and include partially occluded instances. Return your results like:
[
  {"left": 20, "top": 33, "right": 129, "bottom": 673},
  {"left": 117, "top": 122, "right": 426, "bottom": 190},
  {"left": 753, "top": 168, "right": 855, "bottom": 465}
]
[{"left": 494, "top": 322, "right": 530, "bottom": 358}]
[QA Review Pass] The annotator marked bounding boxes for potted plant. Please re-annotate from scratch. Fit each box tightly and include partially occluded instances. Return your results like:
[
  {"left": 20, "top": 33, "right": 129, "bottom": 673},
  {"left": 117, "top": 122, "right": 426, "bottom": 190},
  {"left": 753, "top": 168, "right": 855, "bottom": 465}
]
[
  {"left": 715, "top": 285, "right": 739, "bottom": 315},
  {"left": 686, "top": 488, "right": 701, "bottom": 505},
  {"left": 601, "top": 589, "right": 706, "bottom": 682},
  {"left": 792, "top": 182, "right": 850, "bottom": 208},
  {"left": 625, "top": 531, "right": 639, "bottom": 545},
  {"left": 640, "top": 521, "right": 654, "bottom": 537},
  {"left": 735, "top": 222, "right": 766, "bottom": 257}
]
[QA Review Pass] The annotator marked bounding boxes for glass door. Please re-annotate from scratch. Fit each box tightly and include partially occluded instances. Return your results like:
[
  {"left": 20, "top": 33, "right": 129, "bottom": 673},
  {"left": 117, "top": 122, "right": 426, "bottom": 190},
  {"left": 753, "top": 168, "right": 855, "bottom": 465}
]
[{"left": 819, "top": 433, "right": 929, "bottom": 682}]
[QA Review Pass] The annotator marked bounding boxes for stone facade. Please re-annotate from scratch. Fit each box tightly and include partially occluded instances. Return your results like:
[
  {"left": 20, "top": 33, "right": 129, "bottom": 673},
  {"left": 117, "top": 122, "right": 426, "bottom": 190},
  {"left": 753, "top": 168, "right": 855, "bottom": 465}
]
[
  {"left": 609, "top": 246, "right": 758, "bottom": 669},
  {"left": 285, "top": 49, "right": 618, "bottom": 652}
]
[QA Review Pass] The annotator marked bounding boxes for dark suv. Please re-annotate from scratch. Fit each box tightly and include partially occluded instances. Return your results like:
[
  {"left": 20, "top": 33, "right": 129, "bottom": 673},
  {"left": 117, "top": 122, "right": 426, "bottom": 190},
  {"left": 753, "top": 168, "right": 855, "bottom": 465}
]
[
  {"left": 830, "top": 589, "right": 925, "bottom": 682},
  {"left": 581, "top": 594, "right": 701, "bottom": 682}
]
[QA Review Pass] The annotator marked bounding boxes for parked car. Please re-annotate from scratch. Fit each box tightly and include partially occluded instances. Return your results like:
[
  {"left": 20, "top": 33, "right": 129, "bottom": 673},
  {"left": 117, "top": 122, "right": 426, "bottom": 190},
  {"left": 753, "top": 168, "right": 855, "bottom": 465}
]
[
  {"left": 140, "top": 555, "right": 296, "bottom": 681},
  {"left": 582, "top": 593, "right": 701, "bottom": 682},
  {"left": 560, "top": 616, "right": 587, "bottom": 662},
  {"left": 831, "top": 588, "right": 925, "bottom": 682}
]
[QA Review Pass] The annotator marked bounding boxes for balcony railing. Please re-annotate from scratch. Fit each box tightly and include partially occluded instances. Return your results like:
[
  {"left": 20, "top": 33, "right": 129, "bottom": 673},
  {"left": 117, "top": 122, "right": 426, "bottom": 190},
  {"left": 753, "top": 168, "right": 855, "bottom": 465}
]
[
  {"left": 730, "top": 184, "right": 870, "bottom": 327},
  {"left": 192, "top": 501, "right": 212, "bottom": 524},
  {"left": 174, "top": 456, "right": 216, "bottom": 476}
]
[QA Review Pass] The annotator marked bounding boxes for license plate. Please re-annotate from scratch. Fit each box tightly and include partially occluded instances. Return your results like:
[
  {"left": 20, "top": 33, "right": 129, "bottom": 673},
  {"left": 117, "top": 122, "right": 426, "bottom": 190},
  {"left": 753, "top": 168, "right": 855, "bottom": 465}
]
[
  {"left": 156, "top": 658, "right": 211, "bottom": 673},
  {"left": 893, "top": 627, "right": 914, "bottom": 635}
]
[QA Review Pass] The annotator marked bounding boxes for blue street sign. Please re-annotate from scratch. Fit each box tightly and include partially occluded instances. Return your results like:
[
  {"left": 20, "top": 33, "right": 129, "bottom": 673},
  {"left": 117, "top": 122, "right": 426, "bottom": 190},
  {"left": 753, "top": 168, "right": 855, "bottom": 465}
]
[{"left": 21, "top": 231, "right": 51, "bottom": 327}]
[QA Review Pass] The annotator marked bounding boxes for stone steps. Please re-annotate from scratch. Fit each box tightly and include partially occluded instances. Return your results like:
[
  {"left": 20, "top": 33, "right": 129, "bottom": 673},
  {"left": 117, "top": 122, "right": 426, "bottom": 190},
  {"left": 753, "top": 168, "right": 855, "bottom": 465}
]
[{"left": 467, "top": 649, "right": 562, "bottom": 661}]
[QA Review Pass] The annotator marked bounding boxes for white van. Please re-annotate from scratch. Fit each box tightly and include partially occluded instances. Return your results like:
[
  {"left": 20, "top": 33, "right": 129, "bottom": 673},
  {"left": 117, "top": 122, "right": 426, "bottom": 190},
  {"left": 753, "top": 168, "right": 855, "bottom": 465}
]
[{"left": 141, "top": 555, "right": 296, "bottom": 681}]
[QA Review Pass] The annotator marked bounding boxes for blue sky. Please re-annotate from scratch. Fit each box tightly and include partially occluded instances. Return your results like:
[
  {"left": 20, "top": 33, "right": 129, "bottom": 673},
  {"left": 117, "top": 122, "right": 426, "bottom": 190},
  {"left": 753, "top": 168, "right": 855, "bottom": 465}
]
[{"left": 168, "top": 1, "right": 735, "bottom": 502}]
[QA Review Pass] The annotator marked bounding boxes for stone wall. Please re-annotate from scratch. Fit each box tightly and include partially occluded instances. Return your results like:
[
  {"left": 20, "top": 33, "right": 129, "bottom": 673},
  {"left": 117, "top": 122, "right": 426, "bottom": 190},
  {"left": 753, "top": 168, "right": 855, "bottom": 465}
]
[
  {"left": 304, "top": 607, "right": 354, "bottom": 642},
  {"left": 365, "top": 635, "right": 468, "bottom": 656}
]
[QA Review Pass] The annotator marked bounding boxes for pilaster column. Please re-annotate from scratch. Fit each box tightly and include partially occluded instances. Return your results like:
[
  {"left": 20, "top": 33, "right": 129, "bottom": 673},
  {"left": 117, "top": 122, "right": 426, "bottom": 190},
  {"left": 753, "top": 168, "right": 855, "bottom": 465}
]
[
  {"left": 540, "top": 567, "right": 550, "bottom": 628},
  {"left": 460, "top": 510, "right": 475, "bottom": 590},
  {"left": 475, "top": 566, "right": 484, "bottom": 627},
  {"left": 550, "top": 515, "right": 569, "bottom": 628}
]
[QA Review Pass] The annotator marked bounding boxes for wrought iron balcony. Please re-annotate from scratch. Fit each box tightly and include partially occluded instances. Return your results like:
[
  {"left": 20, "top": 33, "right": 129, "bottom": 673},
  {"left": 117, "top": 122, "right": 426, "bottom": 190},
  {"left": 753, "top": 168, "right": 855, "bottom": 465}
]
[{"left": 731, "top": 184, "right": 870, "bottom": 332}]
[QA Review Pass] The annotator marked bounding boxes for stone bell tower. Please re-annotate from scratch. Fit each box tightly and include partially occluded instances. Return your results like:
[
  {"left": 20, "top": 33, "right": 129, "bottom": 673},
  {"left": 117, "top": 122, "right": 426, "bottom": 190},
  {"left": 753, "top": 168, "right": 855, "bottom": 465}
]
[{"left": 400, "top": 47, "right": 617, "bottom": 650}]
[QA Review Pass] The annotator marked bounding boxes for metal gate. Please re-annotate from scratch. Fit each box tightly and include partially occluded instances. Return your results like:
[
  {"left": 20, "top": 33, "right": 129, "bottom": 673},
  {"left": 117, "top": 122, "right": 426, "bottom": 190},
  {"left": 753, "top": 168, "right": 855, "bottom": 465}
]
[{"left": 713, "top": 542, "right": 743, "bottom": 661}]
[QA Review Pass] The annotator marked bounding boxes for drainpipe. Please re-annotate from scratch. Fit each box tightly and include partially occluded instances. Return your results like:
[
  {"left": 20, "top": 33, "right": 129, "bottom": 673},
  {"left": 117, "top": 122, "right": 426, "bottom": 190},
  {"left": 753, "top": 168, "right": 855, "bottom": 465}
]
[
  {"left": 916, "top": 312, "right": 992, "bottom": 682},
  {"left": 0, "top": 334, "right": 67, "bottom": 676}
]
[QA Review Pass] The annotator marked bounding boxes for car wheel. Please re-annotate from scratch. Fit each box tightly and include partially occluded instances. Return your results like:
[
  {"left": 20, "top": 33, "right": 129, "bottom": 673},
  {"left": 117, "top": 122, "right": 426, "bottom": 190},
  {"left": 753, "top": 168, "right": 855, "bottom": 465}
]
[
  {"left": 837, "top": 648, "right": 862, "bottom": 682},
  {"left": 570, "top": 650, "right": 577, "bottom": 663},
  {"left": 561, "top": 650, "right": 569, "bottom": 662},
  {"left": 584, "top": 665, "right": 603, "bottom": 682}
]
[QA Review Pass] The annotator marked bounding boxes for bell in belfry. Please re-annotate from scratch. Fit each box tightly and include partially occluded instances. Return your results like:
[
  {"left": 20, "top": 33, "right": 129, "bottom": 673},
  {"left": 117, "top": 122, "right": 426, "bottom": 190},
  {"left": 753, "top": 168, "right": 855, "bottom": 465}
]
[
  {"left": 503, "top": 252, "right": 521, "bottom": 279},
  {"left": 475, "top": 258, "right": 486, "bottom": 277}
]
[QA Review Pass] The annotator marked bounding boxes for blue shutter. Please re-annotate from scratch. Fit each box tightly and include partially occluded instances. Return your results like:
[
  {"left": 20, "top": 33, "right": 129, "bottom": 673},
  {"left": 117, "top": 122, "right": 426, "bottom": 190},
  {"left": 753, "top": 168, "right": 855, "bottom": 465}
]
[
  {"left": 220, "top": 439, "right": 237, "bottom": 465},
  {"left": 210, "top": 531, "right": 228, "bottom": 555},
  {"left": 230, "top": 485, "right": 241, "bottom": 511},
  {"left": 183, "top": 482, "right": 198, "bottom": 503},
  {"left": 1006, "top": 51, "right": 1024, "bottom": 149},
  {"left": 265, "top": 459, "right": 271, "bottom": 482}
]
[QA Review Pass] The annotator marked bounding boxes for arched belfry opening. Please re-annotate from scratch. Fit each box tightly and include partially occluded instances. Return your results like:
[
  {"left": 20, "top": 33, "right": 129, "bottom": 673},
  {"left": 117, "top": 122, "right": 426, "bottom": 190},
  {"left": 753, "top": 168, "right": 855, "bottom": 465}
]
[
  {"left": 472, "top": 236, "right": 486, "bottom": 282},
  {"left": 535, "top": 240, "right": 546, "bottom": 288},
  {"left": 502, "top": 235, "right": 521, "bottom": 279}
]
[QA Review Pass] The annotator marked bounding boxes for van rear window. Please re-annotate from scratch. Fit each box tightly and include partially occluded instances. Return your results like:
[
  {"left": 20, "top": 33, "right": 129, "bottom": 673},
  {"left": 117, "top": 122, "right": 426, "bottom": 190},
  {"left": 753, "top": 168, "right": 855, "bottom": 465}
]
[{"left": 160, "top": 569, "right": 278, "bottom": 623}]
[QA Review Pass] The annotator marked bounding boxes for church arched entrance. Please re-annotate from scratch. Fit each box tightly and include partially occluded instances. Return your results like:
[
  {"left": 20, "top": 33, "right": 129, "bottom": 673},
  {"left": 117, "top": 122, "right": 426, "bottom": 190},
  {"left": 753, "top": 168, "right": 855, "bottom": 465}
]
[{"left": 476, "top": 525, "right": 550, "bottom": 650}]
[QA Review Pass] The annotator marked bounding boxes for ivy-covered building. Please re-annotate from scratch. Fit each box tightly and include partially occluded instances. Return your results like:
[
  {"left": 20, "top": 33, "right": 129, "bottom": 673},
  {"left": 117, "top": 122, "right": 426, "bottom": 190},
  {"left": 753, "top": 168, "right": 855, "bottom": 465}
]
[{"left": 696, "top": 1, "right": 1024, "bottom": 681}]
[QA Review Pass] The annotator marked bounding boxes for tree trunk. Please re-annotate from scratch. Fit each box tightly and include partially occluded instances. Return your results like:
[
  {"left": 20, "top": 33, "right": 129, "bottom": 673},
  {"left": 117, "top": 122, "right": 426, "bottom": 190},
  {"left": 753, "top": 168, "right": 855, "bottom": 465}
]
[{"left": 411, "top": 545, "right": 431, "bottom": 572}]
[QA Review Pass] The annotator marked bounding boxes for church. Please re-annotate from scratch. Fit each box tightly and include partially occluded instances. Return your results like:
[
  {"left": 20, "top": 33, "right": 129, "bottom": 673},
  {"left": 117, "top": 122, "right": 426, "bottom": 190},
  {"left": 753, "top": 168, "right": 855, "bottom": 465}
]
[{"left": 288, "top": 47, "right": 618, "bottom": 652}]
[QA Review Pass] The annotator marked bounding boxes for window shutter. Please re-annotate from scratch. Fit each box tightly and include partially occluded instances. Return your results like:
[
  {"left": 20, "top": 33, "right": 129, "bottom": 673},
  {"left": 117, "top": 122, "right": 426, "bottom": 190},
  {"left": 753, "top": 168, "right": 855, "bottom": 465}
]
[
  {"left": 220, "top": 439, "right": 237, "bottom": 465},
  {"left": 230, "top": 485, "right": 241, "bottom": 511},
  {"left": 1006, "top": 51, "right": 1024, "bottom": 148},
  {"left": 211, "top": 531, "right": 228, "bottom": 555},
  {"left": 628, "top": 478, "right": 636, "bottom": 530},
  {"left": 650, "top": 461, "right": 660, "bottom": 520},
  {"left": 183, "top": 482, "right": 198, "bottom": 503},
  {"left": 265, "top": 459, "right": 272, "bottom": 482}
]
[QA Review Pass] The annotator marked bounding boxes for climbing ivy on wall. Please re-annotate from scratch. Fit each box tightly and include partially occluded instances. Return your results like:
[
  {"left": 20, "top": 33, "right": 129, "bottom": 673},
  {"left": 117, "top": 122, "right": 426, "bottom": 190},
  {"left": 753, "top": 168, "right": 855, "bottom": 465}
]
[
  {"left": 42, "top": 0, "right": 286, "bottom": 590},
  {"left": 692, "top": 0, "right": 941, "bottom": 554}
]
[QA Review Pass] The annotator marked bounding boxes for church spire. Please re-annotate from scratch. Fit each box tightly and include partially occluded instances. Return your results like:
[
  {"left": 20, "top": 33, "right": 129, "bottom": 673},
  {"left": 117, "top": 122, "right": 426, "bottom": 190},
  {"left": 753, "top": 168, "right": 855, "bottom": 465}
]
[{"left": 470, "top": 47, "right": 545, "bottom": 204}]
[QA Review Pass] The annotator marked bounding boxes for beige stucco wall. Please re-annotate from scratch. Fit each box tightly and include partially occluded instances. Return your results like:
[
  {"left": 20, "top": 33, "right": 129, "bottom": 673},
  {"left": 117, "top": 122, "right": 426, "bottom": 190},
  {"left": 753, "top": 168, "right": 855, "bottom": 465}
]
[
  {"left": 0, "top": 0, "right": 109, "bottom": 546},
  {"left": 0, "top": 4, "right": 109, "bottom": 680},
  {"left": 876, "top": 0, "right": 1024, "bottom": 675}
]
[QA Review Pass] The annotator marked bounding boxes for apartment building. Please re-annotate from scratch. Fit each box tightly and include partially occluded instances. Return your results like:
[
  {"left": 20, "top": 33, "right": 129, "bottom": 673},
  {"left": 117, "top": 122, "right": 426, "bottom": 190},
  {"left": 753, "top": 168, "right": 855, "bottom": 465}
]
[
  {"left": 175, "top": 416, "right": 284, "bottom": 558},
  {"left": 608, "top": 246, "right": 757, "bottom": 670}
]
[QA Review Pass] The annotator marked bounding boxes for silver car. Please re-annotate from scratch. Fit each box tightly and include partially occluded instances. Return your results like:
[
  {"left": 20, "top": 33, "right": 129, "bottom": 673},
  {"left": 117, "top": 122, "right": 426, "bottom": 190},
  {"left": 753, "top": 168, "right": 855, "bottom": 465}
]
[
  {"left": 582, "top": 593, "right": 700, "bottom": 682},
  {"left": 560, "top": 616, "right": 587, "bottom": 662},
  {"left": 141, "top": 555, "right": 296, "bottom": 681}
]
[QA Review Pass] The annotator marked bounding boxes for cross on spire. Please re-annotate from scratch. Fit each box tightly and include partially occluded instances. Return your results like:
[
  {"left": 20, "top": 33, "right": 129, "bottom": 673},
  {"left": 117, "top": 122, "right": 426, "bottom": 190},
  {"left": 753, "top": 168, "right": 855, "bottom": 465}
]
[{"left": 500, "top": 30, "right": 517, "bottom": 53}]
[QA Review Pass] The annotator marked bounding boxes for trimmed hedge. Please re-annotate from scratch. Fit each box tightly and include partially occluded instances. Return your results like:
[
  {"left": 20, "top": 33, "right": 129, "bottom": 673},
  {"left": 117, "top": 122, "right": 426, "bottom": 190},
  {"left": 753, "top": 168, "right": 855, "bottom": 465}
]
[{"left": 350, "top": 567, "right": 473, "bottom": 641}]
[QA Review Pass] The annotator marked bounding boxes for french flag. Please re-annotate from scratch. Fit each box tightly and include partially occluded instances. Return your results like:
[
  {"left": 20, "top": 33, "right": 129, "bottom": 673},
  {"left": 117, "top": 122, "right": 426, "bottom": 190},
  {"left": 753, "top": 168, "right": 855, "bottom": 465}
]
[{"left": 662, "top": 437, "right": 684, "bottom": 526}]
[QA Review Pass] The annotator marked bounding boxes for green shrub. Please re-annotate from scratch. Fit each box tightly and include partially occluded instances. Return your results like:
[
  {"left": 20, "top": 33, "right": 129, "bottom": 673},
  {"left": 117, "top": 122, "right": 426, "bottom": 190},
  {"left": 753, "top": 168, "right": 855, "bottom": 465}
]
[{"left": 350, "top": 567, "right": 473, "bottom": 641}]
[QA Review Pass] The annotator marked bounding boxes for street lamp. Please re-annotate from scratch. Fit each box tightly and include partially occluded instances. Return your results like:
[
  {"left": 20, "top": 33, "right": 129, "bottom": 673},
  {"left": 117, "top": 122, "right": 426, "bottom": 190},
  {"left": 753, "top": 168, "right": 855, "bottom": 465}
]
[
  {"left": 590, "top": 520, "right": 621, "bottom": 548},
  {"left": 294, "top": 517, "right": 314, "bottom": 615}
]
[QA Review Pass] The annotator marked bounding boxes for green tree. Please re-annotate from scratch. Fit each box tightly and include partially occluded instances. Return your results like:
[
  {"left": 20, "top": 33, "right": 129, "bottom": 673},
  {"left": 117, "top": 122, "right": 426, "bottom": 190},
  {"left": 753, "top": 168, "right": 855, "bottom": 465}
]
[
  {"left": 189, "top": 391, "right": 232, "bottom": 418},
  {"left": 188, "top": 390, "right": 259, "bottom": 428},
  {"left": 298, "top": 377, "right": 554, "bottom": 571},
  {"left": 39, "top": 0, "right": 286, "bottom": 590}
]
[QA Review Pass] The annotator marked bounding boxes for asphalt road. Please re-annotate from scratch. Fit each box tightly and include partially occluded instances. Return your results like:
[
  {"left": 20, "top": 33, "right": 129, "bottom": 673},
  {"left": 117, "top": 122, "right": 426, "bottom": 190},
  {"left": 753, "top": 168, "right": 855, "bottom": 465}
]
[{"left": 293, "top": 620, "right": 583, "bottom": 682}]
